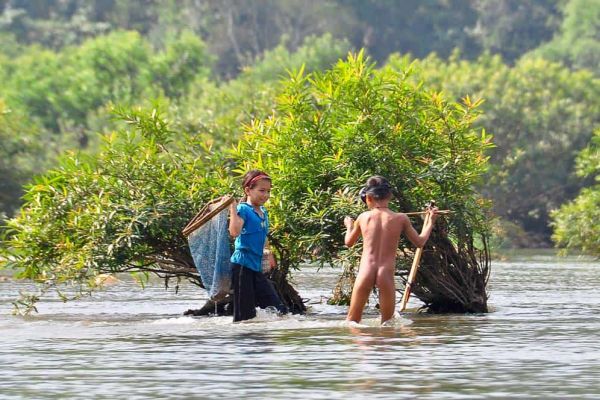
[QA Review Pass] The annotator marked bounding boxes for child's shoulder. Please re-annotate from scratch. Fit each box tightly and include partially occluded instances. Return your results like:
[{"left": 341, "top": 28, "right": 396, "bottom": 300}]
[
  {"left": 237, "top": 201, "right": 250, "bottom": 211},
  {"left": 383, "top": 209, "right": 409, "bottom": 223},
  {"left": 358, "top": 209, "right": 404, "bottom": 219},
  {"left": 392, "top": 210, "right": 409, "bottom": 219},
  {"left": 393, "top": 211, "right": 411, "bottom": 226},
  {"left": 357, "top": 210, "right": 371, "bottom": 219}
]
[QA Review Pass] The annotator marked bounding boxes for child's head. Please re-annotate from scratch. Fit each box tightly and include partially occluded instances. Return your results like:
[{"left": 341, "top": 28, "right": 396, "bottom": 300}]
[
  {"left": 360, "top": 175, "right": 393, "bottom": 205},
  {"left": 242, "top": 170, "right": 272, "bottom": 206}
]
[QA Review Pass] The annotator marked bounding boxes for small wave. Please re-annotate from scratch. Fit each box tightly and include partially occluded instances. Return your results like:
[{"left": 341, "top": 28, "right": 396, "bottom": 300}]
[
  {"left": 339, "top": 319, "right": 370, "bottom": 328},
  {"left": 149, "top": 316, "right": 199, "bottom": 325},
  {"left": 111, "top": 309, "right": 413, "bottom": 332},
  {"left": 383, "top": 312, "right": 413, "bottom": 326},
  {"left": 338, "top": 312, "right": 413, "bottom": 329}
]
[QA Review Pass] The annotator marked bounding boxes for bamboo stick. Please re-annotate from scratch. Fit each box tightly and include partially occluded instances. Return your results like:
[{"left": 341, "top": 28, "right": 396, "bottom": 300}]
[
  {"left": 182, "top": 195, "right": 234, "bottom": 237},
  {"left": 405, "top": 209, "right": 450, "bottom": 216},
  {"left": 399, "top": 211, "right": 431, "bottom": 312}
]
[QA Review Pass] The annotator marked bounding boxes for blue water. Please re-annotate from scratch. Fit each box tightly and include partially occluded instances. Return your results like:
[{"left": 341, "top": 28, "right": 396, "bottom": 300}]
[{"left": 1, "top": 253, "right": 599, "bottom": 399}]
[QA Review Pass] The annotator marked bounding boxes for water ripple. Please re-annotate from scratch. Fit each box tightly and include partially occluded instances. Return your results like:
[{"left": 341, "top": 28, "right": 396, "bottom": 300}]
[{"left": 1, "top": 255, "right": 599, "bottom": 399}]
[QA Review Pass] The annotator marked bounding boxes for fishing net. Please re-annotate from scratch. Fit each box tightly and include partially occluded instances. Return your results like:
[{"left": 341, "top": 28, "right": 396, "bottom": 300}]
[{"left": 183, "top": 197, "right": 234, "bottom": 301}]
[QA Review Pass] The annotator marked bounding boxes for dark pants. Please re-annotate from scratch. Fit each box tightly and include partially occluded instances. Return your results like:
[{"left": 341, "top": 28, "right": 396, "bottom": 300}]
[{"left": 231, "top": 263, "right": 288, "bottom": 322}]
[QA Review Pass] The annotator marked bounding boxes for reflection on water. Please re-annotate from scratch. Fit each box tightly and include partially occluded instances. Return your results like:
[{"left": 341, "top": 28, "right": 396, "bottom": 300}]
[{"left": 1, "top": 254, "right": 599, "bottom": 399}]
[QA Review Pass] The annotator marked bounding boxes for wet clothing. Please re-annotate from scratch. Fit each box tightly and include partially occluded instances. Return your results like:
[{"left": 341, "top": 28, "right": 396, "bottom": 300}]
[
  {"left": 230, "top": 203, "right": 268, "bottom": 272},
  {"left": 231, "top": 263, "right": 288, "bottom": 322},
  {"left": 229, "top": 202, "right": 287, "bottom": 322}
]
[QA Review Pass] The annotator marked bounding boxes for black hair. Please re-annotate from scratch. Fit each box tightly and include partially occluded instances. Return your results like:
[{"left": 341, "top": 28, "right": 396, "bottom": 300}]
[{"left": 359, "top": 175, "right": 394, "bottom": 204}]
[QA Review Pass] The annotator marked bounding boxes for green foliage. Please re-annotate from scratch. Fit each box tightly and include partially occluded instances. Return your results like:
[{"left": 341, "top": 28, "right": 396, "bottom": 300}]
[
  {"left": 341, "top": 0, "right": 481, "bottom": 60},
  {"left": 0, "top": 32, "right": 24, "bottom": 58},
  {"left": 0, "top": 0, "right": 597, "bottom": 311},
  {"left": 2, "top": 105, "right": 234, "bottom": 313},
  {"left": 575, "top": 130, "right": 600, "bottom": 177},
  {"left": 0, "top": 1, "right": 111, "bottom": 48},
  {"left": 196, "top": 0, "right": 354, "bottom": 78},
  {"left": 0, "top": 100, "right": 49, "bottom": 219},
  {"left": 2, "top": 0, "right": 572, "bottom": 78},
  {"left": 146, "top": 30, "right": 213, "bottom": 98},
  {"left": 171, "top": 34, "right": 350, "bottom": 149},
  {"left": 2, "top": 52, "right": 493, "bottom": 314},
  {"left": 535, "top": 0, "right": 600, "bottom": 74},
  {"left": 391, "top": 52, "right": 600, "bottom": 240},
  {"left": 2, "top": 30, "right": 212, "bottom": 135},
  {"left": 243, "top": 34, "right": 351, "bottom": 82},
  {"left": 234, "top": 52, "right": 493, "bottom": 272},
  {"left": 551, "top": 187, "right": 600, "bottom": 256},
  {"left": 470, "top": 0, "right": 562, "bottom": 63},
  {"left": 0, "top": 30, "right": 344, "bottom": 243},
  {"left": 488, "top": 218, "right": 536, "bottom": 250},
  {"left": 551, "top": 129, "right": 600, "bottom": 256},
  {"left": 2, "top": 32, "right": 128, "bottom": 131}
]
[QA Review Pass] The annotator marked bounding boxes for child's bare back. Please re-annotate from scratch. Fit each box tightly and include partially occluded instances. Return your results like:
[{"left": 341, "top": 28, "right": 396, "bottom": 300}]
[{"left": 357, "top": 208, "right": 403, "bottom": 271}]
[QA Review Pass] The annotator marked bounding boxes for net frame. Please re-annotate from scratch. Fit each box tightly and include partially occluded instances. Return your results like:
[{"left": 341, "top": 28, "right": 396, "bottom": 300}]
[
  {"left": 183, "top": 196, "right": 235, "bottom": 301},
  {"left": 182, "top": 196, "right": 234, "bottom": 237}
]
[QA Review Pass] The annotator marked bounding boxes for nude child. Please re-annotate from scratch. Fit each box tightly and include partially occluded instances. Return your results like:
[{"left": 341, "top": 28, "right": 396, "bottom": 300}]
[{"left": 343, "top": 176, "right": 439, "bottom": 324}]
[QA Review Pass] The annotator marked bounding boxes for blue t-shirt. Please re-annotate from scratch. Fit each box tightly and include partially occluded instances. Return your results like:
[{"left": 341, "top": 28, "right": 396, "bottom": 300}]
[{"left": 230, "top": 202, "right": 269, "bottom": 272}]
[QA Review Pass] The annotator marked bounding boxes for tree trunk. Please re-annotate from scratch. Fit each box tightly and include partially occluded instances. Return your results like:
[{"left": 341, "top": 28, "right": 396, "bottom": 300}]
[
  {"left": 407, "top": 232, "right": 490, "bottom": 313},
  {"left": 266, "top": 265, "right": 306, "bottom": 314},
  {"left": 183, "top": 265, "right": 306, "bottom": 317}
]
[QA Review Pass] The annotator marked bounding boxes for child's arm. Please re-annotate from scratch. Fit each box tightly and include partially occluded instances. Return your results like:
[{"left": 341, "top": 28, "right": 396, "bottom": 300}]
[
  {"left": 401, "top": 208, "right": 438, "bottom": 248},
  {"left": 344, "top": 214, "right": 362, "bottom": 247},
  {"left": 265, "top": 238, "right": 277, "bottom": 268},
  {"left": 228, "top": 198, "right": 244, "bottom": 237}
]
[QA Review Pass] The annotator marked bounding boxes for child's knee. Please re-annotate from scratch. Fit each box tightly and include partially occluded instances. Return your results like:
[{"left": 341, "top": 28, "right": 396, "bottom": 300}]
[{"left": 355, "top": 273, "right": 375, "bottom": 289}]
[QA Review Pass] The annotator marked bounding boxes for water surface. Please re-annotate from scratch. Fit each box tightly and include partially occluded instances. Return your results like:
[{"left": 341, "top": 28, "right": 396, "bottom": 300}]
[{"left": 1, "top": 253, "right": 598, "bottom": 399}]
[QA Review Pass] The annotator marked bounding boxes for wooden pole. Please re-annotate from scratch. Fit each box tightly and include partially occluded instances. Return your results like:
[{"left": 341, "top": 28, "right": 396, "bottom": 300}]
[
  {"left": 399, "top": 211, "right": 431, "bottom": 312},
  {"left": 405, "top": 209, "right": 450, "bottom": 216}
]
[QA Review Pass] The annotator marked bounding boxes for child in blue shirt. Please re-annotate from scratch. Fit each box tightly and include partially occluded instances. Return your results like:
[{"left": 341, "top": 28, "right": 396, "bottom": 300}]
[{"left": 228, "top": 170, "right": 288, "bottom": 322}]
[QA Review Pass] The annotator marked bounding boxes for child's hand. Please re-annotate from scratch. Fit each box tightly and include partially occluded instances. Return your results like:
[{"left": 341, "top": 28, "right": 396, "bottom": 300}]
[
  {"left": 225, "top": 195, "right": 237, "bottom": 210},
  {"left": 428, "top": 206, "right": 440, "bottom": 223},
  {"left": 344, "top": 216, "right": 355, "bottom": 229},
  {"left": 268, "top": 251, "right": 277, "bottom": 269},
  {"left": 227, "top": 196, "right": 243, "bottom": 237}
]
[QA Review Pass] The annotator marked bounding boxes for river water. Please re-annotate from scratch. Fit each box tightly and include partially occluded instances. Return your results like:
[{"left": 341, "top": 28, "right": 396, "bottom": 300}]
[{"left": 1, "top": 253, "right": 599, "bottom": 399}]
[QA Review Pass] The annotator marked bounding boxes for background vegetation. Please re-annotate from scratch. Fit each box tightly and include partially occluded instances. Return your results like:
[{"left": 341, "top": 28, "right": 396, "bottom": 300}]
[{"left": 0, "top": 0, "right": 598, "bottom": 308}]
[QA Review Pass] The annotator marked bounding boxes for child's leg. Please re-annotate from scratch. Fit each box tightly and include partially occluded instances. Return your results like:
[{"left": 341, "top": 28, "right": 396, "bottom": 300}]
[
  {"left": 375, "top": 267, "right": 396, "bottom": 323},
  {"left": 254, "top": 273, "right": 288, "bottom": 315},
  {"left": 231, "top": 263, "right": 257, "bottom": 322},
  {"left": 346, "top": 269, "right": 376, "bottom": 323}
]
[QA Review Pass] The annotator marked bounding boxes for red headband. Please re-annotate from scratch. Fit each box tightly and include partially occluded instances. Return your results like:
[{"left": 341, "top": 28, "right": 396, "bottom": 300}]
[{"left": 245, "top": 173, "right": 271, "bottom": 188}]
